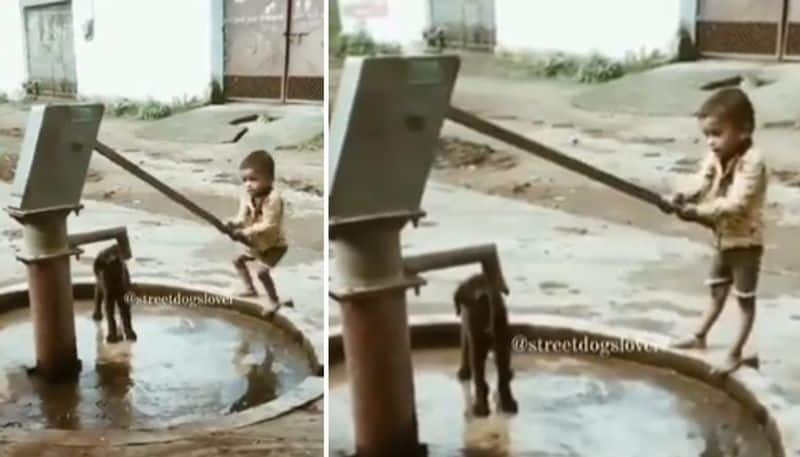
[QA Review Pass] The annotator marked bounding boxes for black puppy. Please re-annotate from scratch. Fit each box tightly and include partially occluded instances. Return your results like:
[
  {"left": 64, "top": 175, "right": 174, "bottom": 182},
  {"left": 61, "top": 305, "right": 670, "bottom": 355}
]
[
  {"left": 454, "top": 273, "right": 517, "bottom": 417},
  {"left": 92, "top": 244, "right": 136, "bottom": 343}
]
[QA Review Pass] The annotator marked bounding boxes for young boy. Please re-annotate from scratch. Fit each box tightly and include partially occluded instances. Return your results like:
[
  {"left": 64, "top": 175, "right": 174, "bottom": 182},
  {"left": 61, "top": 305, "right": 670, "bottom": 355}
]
[
  {"left": 226, "top": 150, "right": 291, "bottom": 311},
  {"left": 668, "top": 88, "right": 768, "bottom": 375}
]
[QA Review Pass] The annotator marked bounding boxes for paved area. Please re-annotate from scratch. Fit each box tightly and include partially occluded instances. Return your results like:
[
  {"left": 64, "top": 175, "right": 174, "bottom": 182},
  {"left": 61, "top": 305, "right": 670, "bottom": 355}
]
[
  {"left": 0, "top": 101, "right": 324, "bottom": 456},
  {"left": 329, "top": 57, "right": 800, "bottom": 451}
]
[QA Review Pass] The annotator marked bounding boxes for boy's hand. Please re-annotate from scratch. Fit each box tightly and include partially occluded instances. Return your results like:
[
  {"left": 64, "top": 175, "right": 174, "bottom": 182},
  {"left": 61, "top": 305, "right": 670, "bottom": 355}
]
[
  {"left": 676, "top": 204, "right": 700, "bottom": 221},
  {"left": 231, "top": 229, "right": 250, "bottom": 244},
  {"left": 657, "top": 195, "right": 676, "bottom": 214},
  {"left": 670, "top": 193, "right": 686, "bottom": 207}
]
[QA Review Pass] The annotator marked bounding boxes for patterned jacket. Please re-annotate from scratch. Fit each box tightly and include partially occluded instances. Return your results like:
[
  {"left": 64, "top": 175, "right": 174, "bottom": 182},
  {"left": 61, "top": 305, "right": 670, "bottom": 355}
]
[
  {"left": 230, "top": 188, "right": 288, "bottom": 252},
  {"left": 680, "top": 146, "right": 768, "bottom": 250}
]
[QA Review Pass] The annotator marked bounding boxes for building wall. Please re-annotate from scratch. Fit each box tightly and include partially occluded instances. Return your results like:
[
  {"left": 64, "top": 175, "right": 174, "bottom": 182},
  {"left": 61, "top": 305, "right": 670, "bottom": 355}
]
[
  {"left": 71, "top": 0, "right": 214, "bottom": 102},
  {"left": 336, "top": 0, "right": 691, "bottom": 60},
  {"left": 495, "top": 0, "right": 685, "bottom": 59},
  {"left": 338, "top": 0, "right": 427, "bottom": 46},
  {"left": 1, "top": 0, "right": 215, "bottom": 102},
  {"left": 0, "top": 6, "right": 28, "bottom": 99}
]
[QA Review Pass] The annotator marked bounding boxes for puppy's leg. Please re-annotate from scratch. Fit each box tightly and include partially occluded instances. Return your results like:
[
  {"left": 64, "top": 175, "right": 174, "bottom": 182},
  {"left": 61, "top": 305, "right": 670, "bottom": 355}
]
[
  {"left": 105, "top": 291, "right": 121, "bottom": 344},
  {"left": 92, "top": 273, "right": 104, "bottom": 321},
  {"left": 469, "top": 319, "right": 491, "bottom": 417},
  {"left": 119, "top": 295, "right": 137, "bottom": 341},
  {"left": 457, "top": 319, "right": 471, "bottom": 380},
  {"left": 494, "top": 323, "right": 518, "bottom": 414}
]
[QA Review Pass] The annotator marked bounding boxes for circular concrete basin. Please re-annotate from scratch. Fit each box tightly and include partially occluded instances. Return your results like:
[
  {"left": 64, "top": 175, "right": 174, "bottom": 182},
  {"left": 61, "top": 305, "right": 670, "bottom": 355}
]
[
  {"left": 329, "top": 315, "right": 789, "bottom": 457},
  {"left": 0, "top": 281, "right": 323, "bottom": 446}
]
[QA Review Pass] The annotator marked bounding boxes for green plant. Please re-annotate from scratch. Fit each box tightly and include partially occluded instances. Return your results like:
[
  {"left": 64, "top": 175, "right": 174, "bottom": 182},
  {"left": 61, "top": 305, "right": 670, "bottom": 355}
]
[
  {"left": 376, "top": 42, "right": 403, "bottom": 55},
  {"left": 543, "top": 53, "right": 580, "bottom": 78},
  {"left": 577, "top": 54, "right": 625, "bottom": 83},
  {"left": 343, "top": 31, "right": 376, "bottom": 57},
  {"left": 0, "top": 92, "right": 7, "bottom": 104},
  {"left": 623, "top": 47, "right": 668, "bottom": 72},
  {"left": 107, "top": 99, "right": 138, "bottom": 117},
  {"left": 333, "top": 31, "right": 402, "bottom": 60},
  {"left": 210, "top": 79, "right": 224, "bottom": 105},
  {"left": 498, "top": 49, "right": 665, "bottom": 84},
  {"left": 138, "top": 100, "right": 172, "bottom": 120},
  {"left": 170, "top": 95, "right": 200, "bottom": 114}
]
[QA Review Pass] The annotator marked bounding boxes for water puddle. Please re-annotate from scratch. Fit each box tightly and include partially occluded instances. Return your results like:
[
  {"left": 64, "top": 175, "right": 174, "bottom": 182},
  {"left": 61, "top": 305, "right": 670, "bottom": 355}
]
[
  {"left": 0, "top": 300, "right": 311, "bottom": 430},
  {"left": 329, "top": 348, "right": 774, "bottom": 456}
]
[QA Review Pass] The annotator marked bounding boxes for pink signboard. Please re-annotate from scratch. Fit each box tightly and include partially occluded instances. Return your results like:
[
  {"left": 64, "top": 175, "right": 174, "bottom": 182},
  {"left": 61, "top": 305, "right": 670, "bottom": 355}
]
[{"left": 342, "top": 0, "right": 388, "bottom": 18}]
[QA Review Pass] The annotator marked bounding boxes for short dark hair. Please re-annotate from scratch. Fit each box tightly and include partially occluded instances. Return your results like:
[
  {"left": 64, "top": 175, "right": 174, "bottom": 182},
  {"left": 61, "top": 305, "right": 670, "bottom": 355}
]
[
  {"left": 696, "top": 88, "right": 755, "bottom": 133},
  {"left": 240, "top": 150, "right": 275, "bottom": 179}
]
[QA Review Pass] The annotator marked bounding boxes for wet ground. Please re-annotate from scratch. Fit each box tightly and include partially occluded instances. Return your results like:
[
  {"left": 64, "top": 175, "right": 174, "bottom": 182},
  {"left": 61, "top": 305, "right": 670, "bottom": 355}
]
[
  {"left": 0, "top": 101, "right": 324, "bottom": 320},
  {"left": 0, "top": 102, "right": 324, "bottom": 455},
  {"left": 329, "top": 348, "right": 774, "bottom": 457},
  {"left": 329, "top": 55, "right": 800, "bottom": 448},
  {"left": 0, "top": 300, "right": 311, "bottom": 430}
]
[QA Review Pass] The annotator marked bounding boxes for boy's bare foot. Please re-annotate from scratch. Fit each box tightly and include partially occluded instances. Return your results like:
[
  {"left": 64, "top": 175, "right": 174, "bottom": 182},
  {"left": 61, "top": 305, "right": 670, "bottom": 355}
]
[
  {"left": 711, "top": 354, "right": 743, "bottom": 377},
  {"left": 261, "top": 299, "right": 294, "bottom": 318},
  {"left": 670, "top": 334, "right": 706, "bottom": 350},
  {"left": 711, "top": 354, "right": 759, "bottom": 378}
]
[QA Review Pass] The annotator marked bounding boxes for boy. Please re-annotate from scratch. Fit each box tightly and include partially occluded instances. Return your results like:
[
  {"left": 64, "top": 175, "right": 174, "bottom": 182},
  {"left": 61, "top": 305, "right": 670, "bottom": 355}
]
[
  {"left": 668, "top": 88, "right": 768, "bottom": 375},
  {"left": 226, "top": 150, "right": 291, "bottom": 311}
]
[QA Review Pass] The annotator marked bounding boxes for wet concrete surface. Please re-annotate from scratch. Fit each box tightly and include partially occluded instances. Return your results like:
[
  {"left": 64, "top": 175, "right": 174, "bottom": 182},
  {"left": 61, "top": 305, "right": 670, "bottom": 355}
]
[
  {"left": 0, "top": 102, "right": 324, "bottom": 455},
  {"left": 329, "top": 348, "right": 774, "bottom": 457},
  {"left": 330, "top": 61, "right": 800, "bottom": 417},
  {"left": 0, "top": 300, "right": 311, "bottom": 430}
]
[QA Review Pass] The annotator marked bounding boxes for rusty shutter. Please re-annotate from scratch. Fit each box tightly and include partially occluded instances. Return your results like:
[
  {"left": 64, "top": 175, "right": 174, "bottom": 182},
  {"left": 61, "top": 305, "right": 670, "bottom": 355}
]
[
  {"left": 696, "top": 0, "right": 784, "bottom": 58},
  {"left": 286, "top": 0, "right": 324, "bottom": 101},
  {"left": 784, "top": 0, "right": 800, "bottom": 59},
  {"left": 224, "top": 0, "right": 287, "bottom": 99}
]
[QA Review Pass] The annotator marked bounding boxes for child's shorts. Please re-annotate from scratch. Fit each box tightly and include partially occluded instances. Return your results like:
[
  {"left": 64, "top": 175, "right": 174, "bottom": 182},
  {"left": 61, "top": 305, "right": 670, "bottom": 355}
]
[
  {"left": 242, "top": 245, "right": 288, "bottom": 268},
  {"left": 705, "top": 246, "right": 763, "bottom": 299}
]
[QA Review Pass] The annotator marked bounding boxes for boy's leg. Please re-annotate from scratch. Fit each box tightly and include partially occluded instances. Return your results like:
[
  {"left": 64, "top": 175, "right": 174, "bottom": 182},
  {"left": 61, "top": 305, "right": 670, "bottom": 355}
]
[
  {"left": 255, "top": 246, "right": 290, "bottom": 311},
  {"left": 257, "top": 266, "right": 279, "bottom": 304},
  {"left": 672, "top": 251, "right": 732, "bottom": 349},
  {"left": 233, "top": 254, "right": 257, "bottom": 297},
  {"left": 715, "top": 247, "right": 762, "bottom": 374}
]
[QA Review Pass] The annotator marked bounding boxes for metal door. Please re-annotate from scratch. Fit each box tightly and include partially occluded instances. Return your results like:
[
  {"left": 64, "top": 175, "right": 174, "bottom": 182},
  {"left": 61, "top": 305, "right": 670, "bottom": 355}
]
[
  {"left": 23, "top": 2, "right": 78, "bottom": 96},
  {"left": 286, "top": 0, "right": 324, "bottom": 101},
  {"left": 224, "top": 0, "right": 288, "bottom": 99},
  {"left": 784, "top": 0, "right": 800, "bottom": 59},
  {"left": 430, "top": 0, "right": 464, "bottom": 46},
  {"left": 463, "top": 0, "right": 495, "bottom": 49},
  {"left": 696, "top": 0, "right": 784, "bottom": 58},
  {"left": 429, "top": 0, "right": 495, "bottom": 50}
]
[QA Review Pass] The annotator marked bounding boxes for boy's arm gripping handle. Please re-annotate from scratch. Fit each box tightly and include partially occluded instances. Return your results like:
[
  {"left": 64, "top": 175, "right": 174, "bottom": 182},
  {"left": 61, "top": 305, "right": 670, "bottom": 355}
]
[{"left": 94, "top": 141, "right": 252, "bottom": 247}]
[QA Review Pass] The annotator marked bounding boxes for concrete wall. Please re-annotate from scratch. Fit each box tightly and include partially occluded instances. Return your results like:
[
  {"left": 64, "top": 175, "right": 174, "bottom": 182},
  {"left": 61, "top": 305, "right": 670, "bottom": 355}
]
[
  {"left": 338, "top": 0, "right": 427, "bottom": 46},
  {"left": 1, "top": 0, "right": 216, "bottom": 102},
  {"left": 71, "top": 0, "right": 214, "bottom": 102},
  {"left": 495, "top": 0, "right": 685, "bottom": 59},
  {"left": 335, "top": 0, "right": 690, "bottom": 59},
  {"left": 0, "top": 6, "right": 28, "bottom": 99}
]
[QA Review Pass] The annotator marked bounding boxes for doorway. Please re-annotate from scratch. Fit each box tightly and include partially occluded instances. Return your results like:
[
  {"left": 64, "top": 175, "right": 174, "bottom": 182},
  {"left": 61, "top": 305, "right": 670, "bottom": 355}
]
[{"left": 223, "top": 0, "right": 323, "bottom": 102}]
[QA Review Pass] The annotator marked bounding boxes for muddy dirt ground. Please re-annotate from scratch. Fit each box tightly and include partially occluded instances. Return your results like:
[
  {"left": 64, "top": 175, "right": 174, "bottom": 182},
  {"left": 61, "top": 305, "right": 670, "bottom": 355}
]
[{"left": 0, "top": 101, "right": 324, "bottom": 456}]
